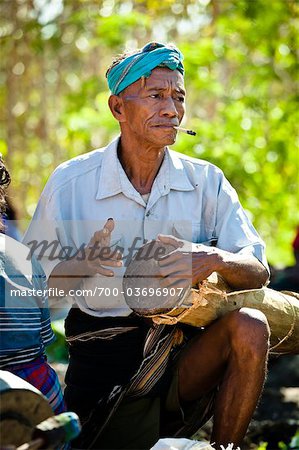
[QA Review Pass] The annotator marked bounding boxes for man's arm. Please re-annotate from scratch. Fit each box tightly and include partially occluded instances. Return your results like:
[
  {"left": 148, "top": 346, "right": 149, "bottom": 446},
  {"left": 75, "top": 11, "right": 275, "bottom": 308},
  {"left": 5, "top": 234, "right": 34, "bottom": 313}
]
[
  {"left": 191, "top": 245, "right": 268, "bottom": 289},
  {"left": 157, "top": 235, "right": 269, "bottom": 291}
]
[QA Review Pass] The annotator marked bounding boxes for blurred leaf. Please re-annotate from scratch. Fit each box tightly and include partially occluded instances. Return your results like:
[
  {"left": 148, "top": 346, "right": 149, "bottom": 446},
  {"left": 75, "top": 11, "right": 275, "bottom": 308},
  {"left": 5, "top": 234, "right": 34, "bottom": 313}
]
[
  {"left": 1, "top": 0, "right": 298, "bottom": 267},
  {"left": 46, "top": 320, "right": 68, "bottom": 363}
]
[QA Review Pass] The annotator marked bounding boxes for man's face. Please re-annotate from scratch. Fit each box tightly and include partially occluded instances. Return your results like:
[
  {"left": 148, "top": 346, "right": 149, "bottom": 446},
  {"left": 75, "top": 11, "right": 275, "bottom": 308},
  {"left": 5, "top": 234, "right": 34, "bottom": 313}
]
[{"left": 119, "top": 67, "right": 185, "bottom": 147}]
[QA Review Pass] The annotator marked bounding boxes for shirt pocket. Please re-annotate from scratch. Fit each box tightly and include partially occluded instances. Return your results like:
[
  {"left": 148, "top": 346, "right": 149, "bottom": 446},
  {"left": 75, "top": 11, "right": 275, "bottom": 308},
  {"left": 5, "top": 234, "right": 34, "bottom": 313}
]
[
  {"left": 172, "top": 222, "right": 217, "bottom": 245},
  {"left": 172, "top": 222, "right": 200, "bottom": 242}
]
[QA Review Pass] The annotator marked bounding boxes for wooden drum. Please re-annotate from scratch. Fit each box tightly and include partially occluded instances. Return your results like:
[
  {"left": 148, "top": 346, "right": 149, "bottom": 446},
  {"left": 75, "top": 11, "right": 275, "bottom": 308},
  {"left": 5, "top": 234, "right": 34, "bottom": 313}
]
[
  {"left": 123, "top": 241, "right": 299, "bottom": 354},
  {"left": 0, "top": 370, "right": 53, "bottom": 446}
]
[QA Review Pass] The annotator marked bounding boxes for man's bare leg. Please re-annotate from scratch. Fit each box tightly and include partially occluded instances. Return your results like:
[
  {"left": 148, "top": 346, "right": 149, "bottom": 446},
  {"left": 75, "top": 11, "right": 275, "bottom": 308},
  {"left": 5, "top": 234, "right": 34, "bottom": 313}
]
[{"left": 178, "top": 307, "right": 270, "bottom": 449}]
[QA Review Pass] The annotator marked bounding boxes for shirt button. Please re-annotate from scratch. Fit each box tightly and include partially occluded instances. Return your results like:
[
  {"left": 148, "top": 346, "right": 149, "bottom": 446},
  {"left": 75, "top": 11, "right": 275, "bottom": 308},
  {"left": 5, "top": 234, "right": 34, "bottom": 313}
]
[{"left": 146, "top": 211, "right": 150, "bottom": 217}]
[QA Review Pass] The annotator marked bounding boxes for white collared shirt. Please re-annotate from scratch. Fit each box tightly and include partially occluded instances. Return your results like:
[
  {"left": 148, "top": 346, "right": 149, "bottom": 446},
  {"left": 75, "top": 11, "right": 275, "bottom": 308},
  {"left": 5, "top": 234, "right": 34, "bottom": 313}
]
[{"left": 23, "top": 137, "right": 269, "bottom": 317}]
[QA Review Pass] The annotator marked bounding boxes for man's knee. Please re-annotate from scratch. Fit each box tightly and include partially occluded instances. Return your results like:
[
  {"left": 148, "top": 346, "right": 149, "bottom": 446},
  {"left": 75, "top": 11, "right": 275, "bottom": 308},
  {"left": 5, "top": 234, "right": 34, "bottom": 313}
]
[{"left": 225, "top": 308, "right": 270, "bottom": 360}]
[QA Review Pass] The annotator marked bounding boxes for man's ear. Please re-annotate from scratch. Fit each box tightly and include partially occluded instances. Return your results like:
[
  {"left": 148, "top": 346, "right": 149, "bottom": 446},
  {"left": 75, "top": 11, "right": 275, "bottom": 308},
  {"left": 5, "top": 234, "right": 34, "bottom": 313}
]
[{"left": 108, "top": 95, "right": 126, "bottom": 122}]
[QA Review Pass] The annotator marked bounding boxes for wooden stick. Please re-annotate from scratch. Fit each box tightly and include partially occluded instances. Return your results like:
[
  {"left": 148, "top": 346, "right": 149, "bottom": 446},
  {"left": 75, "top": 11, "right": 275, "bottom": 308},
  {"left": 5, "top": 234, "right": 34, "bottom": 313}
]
[{"left": 17, "top": 438, "right": 44, "bottom": 450}]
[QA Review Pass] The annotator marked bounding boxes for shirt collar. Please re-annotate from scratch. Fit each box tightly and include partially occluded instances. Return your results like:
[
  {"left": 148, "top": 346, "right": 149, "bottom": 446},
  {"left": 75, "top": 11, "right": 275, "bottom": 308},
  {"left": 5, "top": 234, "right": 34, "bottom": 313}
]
[
  {"left": 96, "top": 136, "right": 195, "bottom": 202},
  {"left": 167, "top": 149, "right": 195, "bottom": 192},
  {"left": 96, "top": 137, "right": 123, "bottom": 200}
]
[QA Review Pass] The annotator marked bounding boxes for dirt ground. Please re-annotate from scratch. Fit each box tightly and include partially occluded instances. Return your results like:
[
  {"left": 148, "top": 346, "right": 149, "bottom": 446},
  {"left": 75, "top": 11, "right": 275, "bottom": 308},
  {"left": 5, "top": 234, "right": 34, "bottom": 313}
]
[{"left": 247, "top": 354, "right": 299, "bottom": 449}]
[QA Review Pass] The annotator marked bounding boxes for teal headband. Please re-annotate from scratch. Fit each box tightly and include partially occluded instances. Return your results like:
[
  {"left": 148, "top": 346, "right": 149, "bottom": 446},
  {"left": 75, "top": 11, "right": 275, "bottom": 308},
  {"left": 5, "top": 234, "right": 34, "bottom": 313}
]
[{"left": 107, "top": 42, "right": 184, "bottom": 95}]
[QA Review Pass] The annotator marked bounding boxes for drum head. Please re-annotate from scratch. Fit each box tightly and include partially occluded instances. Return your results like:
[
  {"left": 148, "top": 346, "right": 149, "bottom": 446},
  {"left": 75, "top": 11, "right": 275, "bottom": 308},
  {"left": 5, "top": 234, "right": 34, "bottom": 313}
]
[{"left": 0, "top": 371, "right": 53, "bottom": 446}]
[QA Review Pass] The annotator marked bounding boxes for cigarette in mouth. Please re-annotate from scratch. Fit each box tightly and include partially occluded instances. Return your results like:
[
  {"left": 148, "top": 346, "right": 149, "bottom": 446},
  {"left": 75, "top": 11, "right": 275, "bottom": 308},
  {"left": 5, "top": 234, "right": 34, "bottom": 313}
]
[{"left": 174, "top": 127, "right": 196, "bottom": 136}]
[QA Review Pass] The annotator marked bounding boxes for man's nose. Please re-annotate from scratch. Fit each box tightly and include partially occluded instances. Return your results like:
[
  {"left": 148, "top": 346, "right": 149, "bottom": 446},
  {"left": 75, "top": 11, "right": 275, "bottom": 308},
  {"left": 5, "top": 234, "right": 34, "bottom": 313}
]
[{"left": 160, "top": 97, "right": 179, "bottom": 117}]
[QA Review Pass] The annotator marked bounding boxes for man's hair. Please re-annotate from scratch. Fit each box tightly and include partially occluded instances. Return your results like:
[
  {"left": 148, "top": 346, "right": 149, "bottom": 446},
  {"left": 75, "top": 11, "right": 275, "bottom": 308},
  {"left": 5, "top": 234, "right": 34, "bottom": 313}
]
[{"left": 0, "top": 158, "right": 10, "bottom": 229}]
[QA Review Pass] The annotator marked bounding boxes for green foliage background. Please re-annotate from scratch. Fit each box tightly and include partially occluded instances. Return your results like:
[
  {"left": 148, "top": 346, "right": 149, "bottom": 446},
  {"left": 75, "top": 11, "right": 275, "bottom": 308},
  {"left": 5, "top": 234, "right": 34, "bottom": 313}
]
[{"left": 1, "top": 0, "right": 298, "bottom": 266}]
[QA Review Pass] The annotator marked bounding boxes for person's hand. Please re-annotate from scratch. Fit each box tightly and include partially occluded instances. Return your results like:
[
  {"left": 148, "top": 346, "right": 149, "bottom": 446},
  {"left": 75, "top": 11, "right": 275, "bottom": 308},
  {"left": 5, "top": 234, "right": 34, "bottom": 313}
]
[
  {"left": 157, "top": 234, "right": 221, "bottom": 289},
  {"left": 85, "top": 218, "right": 123, "bottom": 277}
]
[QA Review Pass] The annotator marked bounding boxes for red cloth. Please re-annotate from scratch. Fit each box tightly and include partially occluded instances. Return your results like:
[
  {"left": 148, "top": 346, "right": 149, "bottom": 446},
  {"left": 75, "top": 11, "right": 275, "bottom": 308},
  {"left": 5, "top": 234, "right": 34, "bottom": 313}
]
[
  {"left": 292, "top": 228, "right": 299, "bottom": 251},
  {"left": 7, "top": 356, "right": 66, "bottom": 415}
]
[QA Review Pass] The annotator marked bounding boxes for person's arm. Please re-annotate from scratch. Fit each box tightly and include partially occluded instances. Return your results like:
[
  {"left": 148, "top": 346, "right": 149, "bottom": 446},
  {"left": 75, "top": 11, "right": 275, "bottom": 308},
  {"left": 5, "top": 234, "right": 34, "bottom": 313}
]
[
  {"left": 191, "top": 243, "right": 268, "bottom": 289},
  {"left": 156, "top": 235, "right": 268, "bottom": 291}
]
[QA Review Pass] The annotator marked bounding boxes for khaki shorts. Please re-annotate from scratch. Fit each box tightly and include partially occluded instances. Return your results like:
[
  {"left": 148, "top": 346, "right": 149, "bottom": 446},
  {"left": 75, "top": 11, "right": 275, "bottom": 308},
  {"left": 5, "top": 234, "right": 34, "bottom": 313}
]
[
  {"left": 162, "top": 367, "right": 216, "bottom": 438},
  {"left": 93, "top": 367, "right": 215, "bottom": 450}
]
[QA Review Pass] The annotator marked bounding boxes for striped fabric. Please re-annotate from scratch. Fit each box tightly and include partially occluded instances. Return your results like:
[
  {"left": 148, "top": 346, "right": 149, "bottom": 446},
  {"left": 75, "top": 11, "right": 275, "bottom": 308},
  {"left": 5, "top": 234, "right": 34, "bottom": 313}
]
[
  {"left": 127, "top": 325, "right": 183, "bottom": 397},
  {"left": 0, "top": 308, "right": 55, "bottom": 368},
  {"left": 7, "top": 356, "right": 66, "bottom": 415},
  {"left": 0, "top": 234, "right": 55, "bottom": 368},
  {"left": 1, "top": 235, "right": 65, "bottom": 416}
]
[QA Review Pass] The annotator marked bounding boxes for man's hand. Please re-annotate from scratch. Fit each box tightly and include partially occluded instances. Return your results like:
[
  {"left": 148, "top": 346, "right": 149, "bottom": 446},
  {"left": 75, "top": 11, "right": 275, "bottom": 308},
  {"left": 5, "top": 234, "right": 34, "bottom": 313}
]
[
  {"left": 48, "top": 218, "right": 123, "bottom": 296},
  {"left": 85, "top": 218, "right": 123, "bottom": 277},
  {"left": 157, "top": 234, "right": 219, "bottom": 290}
]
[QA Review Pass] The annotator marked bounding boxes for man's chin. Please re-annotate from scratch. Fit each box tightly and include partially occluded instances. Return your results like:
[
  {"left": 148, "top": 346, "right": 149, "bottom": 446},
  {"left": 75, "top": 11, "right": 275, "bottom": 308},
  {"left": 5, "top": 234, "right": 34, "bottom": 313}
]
[
  {"left": 151, "top": 137, "right": 176, "bottom": 147},
  {"left": 150, "top": 127, "right": 177, "bottom": 145},
  {"left": 167, "top": 138, "right": 176, "bottom": 146},
  {"left": 155, "top": 133, "right": 177, "bottom": 146},
  {"left": 140, "top": 130, "right": 177, "bottom": 147},
  {"left": 165, "top": 134, "right": 177, "bottom": 145}
]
